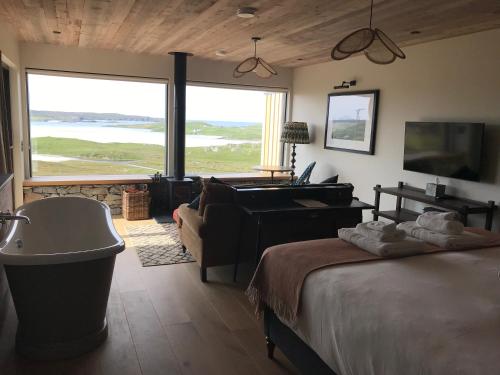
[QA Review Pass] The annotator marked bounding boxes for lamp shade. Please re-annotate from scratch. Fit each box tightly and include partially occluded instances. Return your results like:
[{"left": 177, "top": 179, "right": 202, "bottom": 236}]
[{"left": 280, "top": 122, "right": 310, "bottom": 144}]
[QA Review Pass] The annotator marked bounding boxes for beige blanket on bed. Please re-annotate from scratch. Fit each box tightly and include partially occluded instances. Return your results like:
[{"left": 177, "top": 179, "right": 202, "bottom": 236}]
[
  {"left": 293, "top": 246, "right": 500, "bottom": 375},
  {"left": 247, "top": 228, "right": 500, "bottom": 323}
]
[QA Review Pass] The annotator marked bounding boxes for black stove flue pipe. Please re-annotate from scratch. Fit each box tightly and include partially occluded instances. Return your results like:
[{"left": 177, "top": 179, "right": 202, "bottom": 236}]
[{"left": 169, "top": 52, "right": 192, "bottom": 180}]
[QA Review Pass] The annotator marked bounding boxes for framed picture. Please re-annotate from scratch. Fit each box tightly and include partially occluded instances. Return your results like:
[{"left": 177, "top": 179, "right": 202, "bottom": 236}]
[{"left": 324, "top": 90, "right": 379, "bottom": 155}]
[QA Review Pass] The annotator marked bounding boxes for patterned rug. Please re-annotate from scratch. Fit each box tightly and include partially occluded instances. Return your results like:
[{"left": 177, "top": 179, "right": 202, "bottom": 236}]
[{"left": 126, "top": 223, "right": 195, "bottom": 267}]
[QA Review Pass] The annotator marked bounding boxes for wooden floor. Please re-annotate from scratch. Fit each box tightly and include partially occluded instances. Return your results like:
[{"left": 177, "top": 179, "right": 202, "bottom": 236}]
[{"left": 0, "top": 217, "right": 298, "bottom": 375}]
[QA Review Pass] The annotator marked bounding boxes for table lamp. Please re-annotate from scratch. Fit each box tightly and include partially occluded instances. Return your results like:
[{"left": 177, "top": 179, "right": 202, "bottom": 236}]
[{"left": 280, "top": 121, "right": 310, "bottom": 180}]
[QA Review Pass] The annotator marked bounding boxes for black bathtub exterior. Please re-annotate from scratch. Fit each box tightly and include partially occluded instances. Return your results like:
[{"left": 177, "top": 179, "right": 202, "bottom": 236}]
[{"left": 4, "top": 255, "right": 116, "bottom": 360}]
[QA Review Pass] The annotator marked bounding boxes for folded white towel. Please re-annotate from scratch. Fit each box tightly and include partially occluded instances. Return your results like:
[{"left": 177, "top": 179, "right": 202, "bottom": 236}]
[
  {"left": 355, "top": 223, "right": 405, "bottom": 242},
  {"left": 365, "top": 221, "right": 398, "bottom": 233},
  {"left": 397, "top": 221, "right": 487, "bottom": 250},
  {"left": 416, "top": 211, "right": 464, "bottom": 235},
  {"left": 422, "top": 211, "right": 458, "bottom": 221},
  {"left": 338, "top": 228, "right": 426, "bottom": 257}
]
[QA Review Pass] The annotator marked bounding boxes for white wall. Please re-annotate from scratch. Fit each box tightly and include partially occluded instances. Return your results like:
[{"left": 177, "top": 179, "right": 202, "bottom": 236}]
[
  {"left": 19, "top": 42, "right": 293, "bottom": 87},
  {"left": 291, "top": 29, "right": 500, "bottom": 230},
  {"left": 19, "top": 43, "right": 293, "bottom": 177},
  {"left": 0, "top": 22, "right": 23, "bottom": 207}
]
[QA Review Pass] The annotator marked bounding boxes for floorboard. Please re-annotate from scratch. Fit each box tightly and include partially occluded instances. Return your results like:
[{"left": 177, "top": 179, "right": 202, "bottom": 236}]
[
  {"left": 121, "top": 290, "right": 181, "bottom": 375},
  {"left": 0, "top": 217, "right": 297, "bottom": 375}
]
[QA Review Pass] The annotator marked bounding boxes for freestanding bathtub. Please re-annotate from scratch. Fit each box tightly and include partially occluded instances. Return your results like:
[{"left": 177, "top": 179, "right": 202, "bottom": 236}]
[{"left": 0, "top": 197, "right": 125, "bottom": 360}]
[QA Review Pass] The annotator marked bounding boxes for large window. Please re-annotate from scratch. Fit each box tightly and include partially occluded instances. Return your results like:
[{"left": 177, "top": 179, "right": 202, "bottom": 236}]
[
  {"left": 185, "top": 85, "right": 287, "bottom": 174},
  {"left": 27, "top": 72, "right": 167, "bottom": 176}
]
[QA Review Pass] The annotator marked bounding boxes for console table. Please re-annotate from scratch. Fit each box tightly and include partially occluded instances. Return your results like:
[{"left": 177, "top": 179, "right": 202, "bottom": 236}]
[
  {"left": 233, "top": 184, "right": 374, "bottom": 280},
  {"left": 373, "top": 181, "right": 496, "bottom": 230}
]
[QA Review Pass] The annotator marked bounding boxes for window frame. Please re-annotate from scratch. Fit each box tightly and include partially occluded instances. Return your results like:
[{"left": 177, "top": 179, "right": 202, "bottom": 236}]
[
  {"left": 25, "top": 68, "right": 169, "bottom": 178},
  {"left": 185, "top": 81, "right": 289, "bottom": 173},
  {"left": 1, "top": 63, "right": 14, "bottom": 174}
]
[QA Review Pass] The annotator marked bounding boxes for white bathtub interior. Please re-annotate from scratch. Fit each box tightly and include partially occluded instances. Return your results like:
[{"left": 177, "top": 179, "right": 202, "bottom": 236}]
[{"left": 0, "top": 197, "right": 124, "bottom": 265}]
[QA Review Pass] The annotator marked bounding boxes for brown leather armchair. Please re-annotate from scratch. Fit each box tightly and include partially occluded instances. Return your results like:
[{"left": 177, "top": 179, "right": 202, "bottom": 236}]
[{"left": 177, "top": 202, "right": 242, "bottom": 282}]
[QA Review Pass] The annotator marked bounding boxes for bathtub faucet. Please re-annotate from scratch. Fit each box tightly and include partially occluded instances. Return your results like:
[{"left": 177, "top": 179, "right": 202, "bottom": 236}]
[{"left": 0, "top": 211, "right": 31, "bottom": 224}]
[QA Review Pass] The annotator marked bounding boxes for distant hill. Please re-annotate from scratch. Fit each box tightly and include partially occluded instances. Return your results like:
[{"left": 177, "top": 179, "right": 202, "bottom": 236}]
[
  {"left": 30, "top": 110, "right": 163, "bottom": 123},
  {"left": 203, "top": 120, "right": 259, "bottom": 127}
]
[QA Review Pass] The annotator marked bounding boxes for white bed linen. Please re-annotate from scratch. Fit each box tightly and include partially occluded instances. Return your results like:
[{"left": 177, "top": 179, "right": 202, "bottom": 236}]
[{"left": 286, "top": 246, "right": 500, "bottom": 375}]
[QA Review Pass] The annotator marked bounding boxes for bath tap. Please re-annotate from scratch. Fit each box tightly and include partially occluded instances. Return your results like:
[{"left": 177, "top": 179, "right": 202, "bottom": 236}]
[{"left": 0, "top": 211, "right": 31, "bottom": 224}]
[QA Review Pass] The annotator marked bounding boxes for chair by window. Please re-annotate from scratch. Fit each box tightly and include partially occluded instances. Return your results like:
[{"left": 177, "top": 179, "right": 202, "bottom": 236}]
[{"left": 292, "top": 162, "right": 316, "bottom": 186}]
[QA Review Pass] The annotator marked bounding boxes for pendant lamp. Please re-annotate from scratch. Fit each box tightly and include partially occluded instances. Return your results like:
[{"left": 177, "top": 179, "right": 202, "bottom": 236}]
[
  {"left": 331, "top": 0, "right": 405, "bottom": 64},
  {"left": 233, "top": 37, "right": 278, "bottom": 78}
]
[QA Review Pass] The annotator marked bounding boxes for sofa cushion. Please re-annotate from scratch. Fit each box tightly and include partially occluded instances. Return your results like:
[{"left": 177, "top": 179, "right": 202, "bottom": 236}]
[
  {"left": 321, "top": 175, "right": 339, "bottom": 184},
  {"left": 198, "top": 179, "right": 234, "bottom": 217},
  {"left": 178, "top": 204, "right": 206, "bottom": 237},
  {"left": 208, "top": 176, "right": 226, "bottom": 185},
  {"left": 188, "top": 177, "right": 225, "bottom": 210},
  {"left": 187, "top": 194, "right": 201, "bottom": 209},
  {"left": 173, "top": 208, "right": 180, "bottom": 225}
]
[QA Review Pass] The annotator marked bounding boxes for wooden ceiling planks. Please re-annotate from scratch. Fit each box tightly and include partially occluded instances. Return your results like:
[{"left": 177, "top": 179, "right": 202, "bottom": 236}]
[
  {"left": 0, "top": 0, "right": 499, "bottom": 67},
  {"left": 110, "top": 0, "right": 171, "bottom": 52},
  {"left": 139, "top": 0, "right": 225, "bottom": 55}
]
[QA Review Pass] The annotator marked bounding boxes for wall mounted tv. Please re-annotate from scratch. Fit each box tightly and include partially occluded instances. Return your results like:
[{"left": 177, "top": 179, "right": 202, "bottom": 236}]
[{"left": 404, "top": 122, "right": 484, "bottom": 182}]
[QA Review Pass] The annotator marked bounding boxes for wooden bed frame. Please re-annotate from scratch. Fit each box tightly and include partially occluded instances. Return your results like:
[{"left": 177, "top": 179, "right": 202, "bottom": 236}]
[{"left": 264, "top": 307, "right": 337, "bottom": 375}]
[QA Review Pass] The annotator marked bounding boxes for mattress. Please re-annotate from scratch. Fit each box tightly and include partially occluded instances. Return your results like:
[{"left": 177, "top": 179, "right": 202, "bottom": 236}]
[{"left": 285, "top": 246, "right": 500, "bottom": 375}]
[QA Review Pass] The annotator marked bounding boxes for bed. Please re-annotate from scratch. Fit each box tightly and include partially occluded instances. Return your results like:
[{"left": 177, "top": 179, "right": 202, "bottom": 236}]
[{"left": 253, "top": 239, "right": 500, "bottom": 375}]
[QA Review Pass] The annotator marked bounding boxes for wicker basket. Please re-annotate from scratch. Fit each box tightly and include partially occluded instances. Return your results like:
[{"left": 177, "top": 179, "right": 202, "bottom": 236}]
[{"left": 122, "top": 190, "right": 151, "bottom": 220}]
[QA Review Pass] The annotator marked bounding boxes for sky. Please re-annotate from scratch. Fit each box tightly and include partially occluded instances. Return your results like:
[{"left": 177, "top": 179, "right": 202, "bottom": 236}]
[
  {"left": 330, "top": 95, "right": 372, "bottom": 121},
  {"left": 186, "top": 85, "right": 266, "bottom": 123},
  {"left": 28, "top": 74, "right": 268, "bottom": 122},
  {"left": 28, "top": 74, "right": 167, "bottom": 118}
]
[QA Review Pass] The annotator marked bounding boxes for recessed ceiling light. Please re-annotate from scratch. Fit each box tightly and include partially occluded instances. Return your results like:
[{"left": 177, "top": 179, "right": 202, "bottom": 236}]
[
  {"left": 215, "top": 50, "right": 227, "bottom": 57},
  {"left": 410, "top": 30, "right": 421, "bottom": 35},
  {"left": 237, "top": 7, "right": 257, "bottom": 18}
]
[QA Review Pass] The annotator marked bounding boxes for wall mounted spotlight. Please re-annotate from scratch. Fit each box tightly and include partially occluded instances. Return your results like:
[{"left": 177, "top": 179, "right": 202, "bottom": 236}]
[{"left": 334, "top": 80, "right": 357, "bottom": 89}]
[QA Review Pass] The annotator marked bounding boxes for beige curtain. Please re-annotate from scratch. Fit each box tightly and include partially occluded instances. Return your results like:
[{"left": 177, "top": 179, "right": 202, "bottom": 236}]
[
  {"left": 0, "top": 50, "right": 12, "bottom": 174},
  {"left": 261, "top": 92, "right": 285, "bottom": 166}
]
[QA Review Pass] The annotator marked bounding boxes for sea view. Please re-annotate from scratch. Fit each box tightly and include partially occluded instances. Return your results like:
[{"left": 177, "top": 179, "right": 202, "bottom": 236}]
[
  {"left": 26, "top": 76, "right": 269, "bottom": 176},
  {"left": 30, "top": 120, "right": 258, "bottom": 147},
  {"left": 29, "top": 115, "right": 263, "bottom": 175}
]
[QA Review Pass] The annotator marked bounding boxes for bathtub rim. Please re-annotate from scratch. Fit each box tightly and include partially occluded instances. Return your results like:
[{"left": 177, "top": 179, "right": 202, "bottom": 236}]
[{"left": 0, "top": 197, "right": 125, "bottom": 266}]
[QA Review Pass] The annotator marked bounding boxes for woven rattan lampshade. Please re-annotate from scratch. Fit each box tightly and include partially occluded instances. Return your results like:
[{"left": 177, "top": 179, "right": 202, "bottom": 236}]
[
  {"left": 233, "top": 37, "right": 277, "bottom": 79},
  {"left": 330, "top": 0, "right": 405, "bottom": 65},
  {"left": 280, "top": 122, "right": 310, "bottom": 144}
]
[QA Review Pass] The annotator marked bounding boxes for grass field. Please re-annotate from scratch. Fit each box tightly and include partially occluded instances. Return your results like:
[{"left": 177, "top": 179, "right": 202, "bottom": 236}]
[
  {"left": 32, "top": 137, "right": 261, "bottom": 175},
  {"left": 331, "top": 120, "right": 366, "bottom": 141},
  {"left": 30, "top": 116, "right": 263, "bottom": 176},
  {"left": 112, "top": 121, "right": 262, "bottom": 140}
]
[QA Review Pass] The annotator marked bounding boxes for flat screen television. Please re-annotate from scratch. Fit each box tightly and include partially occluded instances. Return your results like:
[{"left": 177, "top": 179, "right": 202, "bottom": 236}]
[{"left": 403, "top": 122, "right": 484, "bottom": 182}]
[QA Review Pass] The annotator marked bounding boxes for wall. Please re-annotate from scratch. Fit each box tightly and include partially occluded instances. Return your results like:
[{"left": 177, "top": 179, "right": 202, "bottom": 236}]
[
  {"left": 0, "top": 22, "right": 21, "bottom": 336},
  {"left": 19, "top": 43, "right": 293, "bottom": 176},
  {"left": 291, "top": 29, "right": 500, "bottom": 230},
  {"left": 19, "top": 42, "right": 293, "bottom": 87},
  {"left": 0, "top": 22, "right": 23, "bottom": 208},
  {"left": 23, "top": 184, "right": 148, "bottom": 215}
]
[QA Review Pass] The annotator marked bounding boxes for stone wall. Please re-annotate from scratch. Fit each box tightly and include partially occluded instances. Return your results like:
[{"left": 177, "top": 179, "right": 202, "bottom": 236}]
[{"left": 23, "top": 184, "right": 149, "bottom": 215}]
